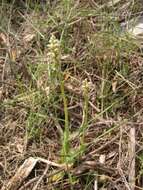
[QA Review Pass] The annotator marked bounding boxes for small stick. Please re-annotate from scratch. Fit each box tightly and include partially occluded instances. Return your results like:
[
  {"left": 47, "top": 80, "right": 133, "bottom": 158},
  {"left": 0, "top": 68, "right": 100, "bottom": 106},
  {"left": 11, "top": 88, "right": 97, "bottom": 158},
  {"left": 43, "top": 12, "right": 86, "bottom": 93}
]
[
  {"left": 94, "top": 179, "right": 98, "bottom": 190},
  {"left": 35, "top": 157, "right": 66, "bottom": 168},
  {"left": 128, "top": 127, "right": 136, "bottom": 190},
  {"left": 19, "top": 177, "right": 39, "bottom": 190},
  {"left": 32, "top": 165, "right": 49, "bottom": 190}
]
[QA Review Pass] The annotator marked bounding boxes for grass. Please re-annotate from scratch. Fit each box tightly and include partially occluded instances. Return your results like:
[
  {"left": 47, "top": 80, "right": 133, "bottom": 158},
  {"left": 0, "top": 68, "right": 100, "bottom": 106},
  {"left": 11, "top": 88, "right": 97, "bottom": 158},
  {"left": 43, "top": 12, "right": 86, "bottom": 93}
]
[{"left": 0, "top": 0, "right": 143, "bottom": 189}]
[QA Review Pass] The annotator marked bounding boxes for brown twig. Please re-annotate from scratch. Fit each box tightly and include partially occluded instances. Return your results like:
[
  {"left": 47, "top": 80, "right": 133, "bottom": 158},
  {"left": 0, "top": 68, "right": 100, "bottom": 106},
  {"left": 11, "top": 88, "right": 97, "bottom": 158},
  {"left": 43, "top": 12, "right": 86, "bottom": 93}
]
[
  {"left": 128, "top": 127, "right": 136, "bottom": 190},
  {"left": 32, "top": 165, "right": 49, "bottom": 190},
  {"left": 18, "top": 177, "right": 39, "bottom": 190},
  {"left": 89, "top": 135, "right": 119, "bottom": 156}
]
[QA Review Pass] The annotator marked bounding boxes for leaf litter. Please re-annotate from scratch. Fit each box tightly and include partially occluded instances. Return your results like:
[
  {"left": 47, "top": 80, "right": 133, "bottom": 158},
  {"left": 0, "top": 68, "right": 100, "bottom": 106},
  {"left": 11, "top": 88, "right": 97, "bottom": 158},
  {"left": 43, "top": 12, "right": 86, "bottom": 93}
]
[{"left": 0, "top": 1, "right": 143, "bottom": 190}]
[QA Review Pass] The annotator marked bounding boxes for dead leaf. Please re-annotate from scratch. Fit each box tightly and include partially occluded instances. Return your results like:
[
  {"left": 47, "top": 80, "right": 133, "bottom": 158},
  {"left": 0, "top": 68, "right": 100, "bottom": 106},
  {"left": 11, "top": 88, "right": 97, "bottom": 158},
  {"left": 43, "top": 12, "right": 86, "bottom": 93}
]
[
  {"left": 1, "top": 157, "right": 37, "bottom": 190},
  {"left": 50, "top": 170, "right": 65, "bottom": 183}
]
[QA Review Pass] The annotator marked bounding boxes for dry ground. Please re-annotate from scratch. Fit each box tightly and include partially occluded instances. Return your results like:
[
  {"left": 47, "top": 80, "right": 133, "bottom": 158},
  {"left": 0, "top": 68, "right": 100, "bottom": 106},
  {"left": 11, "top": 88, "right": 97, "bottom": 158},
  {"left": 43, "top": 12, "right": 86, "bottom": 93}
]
[{"left": 0, "top": 0, "right": 143, "bottom": 189}]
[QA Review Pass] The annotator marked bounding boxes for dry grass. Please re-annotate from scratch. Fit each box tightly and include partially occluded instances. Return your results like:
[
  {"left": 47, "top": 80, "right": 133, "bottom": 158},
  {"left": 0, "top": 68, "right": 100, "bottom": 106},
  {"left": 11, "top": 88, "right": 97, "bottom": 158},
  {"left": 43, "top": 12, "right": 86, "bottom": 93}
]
[{"left": 0, "top": 0, "right": 143, "bottom": 189}]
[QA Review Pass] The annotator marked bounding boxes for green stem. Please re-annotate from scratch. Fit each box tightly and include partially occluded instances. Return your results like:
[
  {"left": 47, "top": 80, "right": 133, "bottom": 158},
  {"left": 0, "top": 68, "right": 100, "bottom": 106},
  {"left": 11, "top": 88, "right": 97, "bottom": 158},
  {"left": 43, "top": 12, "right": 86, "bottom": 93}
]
[{"left": 60, "top": 80, "right": 69, "bottom": 162}]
